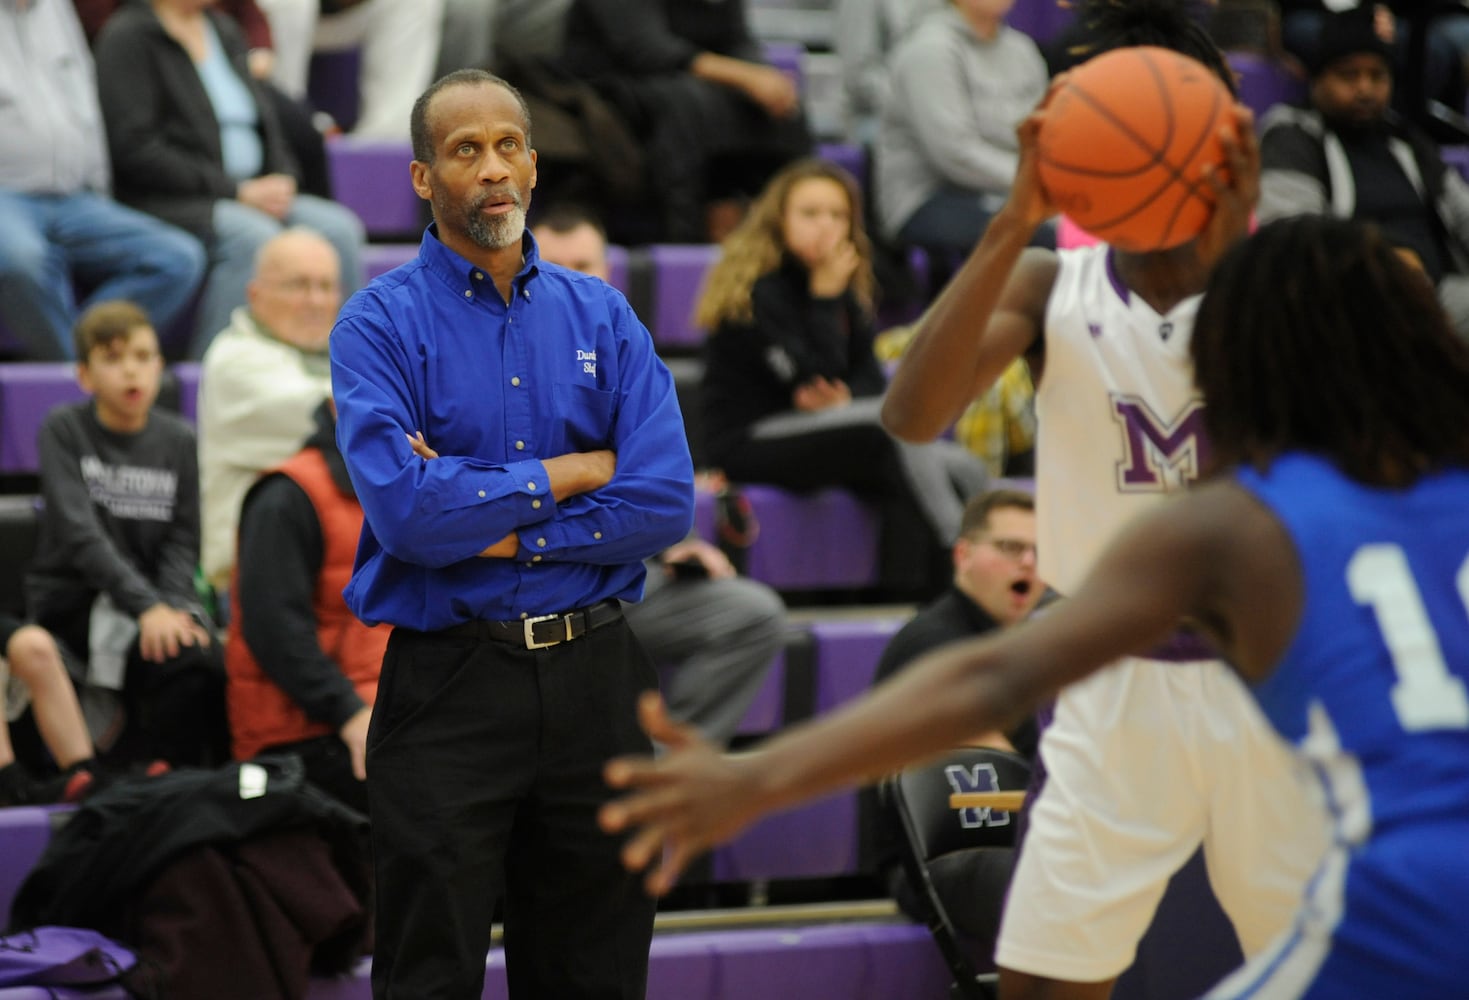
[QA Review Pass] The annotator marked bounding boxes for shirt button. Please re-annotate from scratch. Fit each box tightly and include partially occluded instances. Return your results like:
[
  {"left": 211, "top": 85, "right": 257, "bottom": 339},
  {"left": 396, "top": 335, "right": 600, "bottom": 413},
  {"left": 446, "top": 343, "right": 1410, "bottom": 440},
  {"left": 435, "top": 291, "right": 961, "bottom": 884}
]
[
  {"left": 536, "top": 537, "right": 546, "bottom": 547},
  {"left": 594, "top": 531, "right": 602, "bottom": 540},
  {"left": 515, "top": 440, "right": 524, "bottom": 450},
  {"left": 477, "top": 489, "right": 486, "bottom": 498},
  {"left": 511, "top": 377, "right": 520, "bottom": 387},
  {"left": 532, "top": 555, "right": 543, "bottom": 562},
  {"left": 475, "top": 271, "right": 484, "bottom": 280},
  {"left": 527, "top": 481, "right": 537, "bottom": 491},
  {"left": 531, "top": 499, "right": 542, "bottom": 510},
  {"left": 464, "top": 289, "right": 473, "bottom": 298},
  {"left": 522, "top": 288, "right": 531, "bottom": 300},
  {"left": 519, "top": 612, "right": 528, "bottom": 620}
]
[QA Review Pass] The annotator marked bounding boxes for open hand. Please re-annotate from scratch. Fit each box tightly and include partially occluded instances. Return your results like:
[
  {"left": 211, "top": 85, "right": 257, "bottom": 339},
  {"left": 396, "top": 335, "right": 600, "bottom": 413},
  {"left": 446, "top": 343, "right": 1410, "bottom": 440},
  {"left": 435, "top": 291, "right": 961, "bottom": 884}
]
[
  {"left": 793, "top": 376, "right": 851, "bottom": 412},
  {"left": 600, "top": 692, "right": 766, "bottom": 896}
]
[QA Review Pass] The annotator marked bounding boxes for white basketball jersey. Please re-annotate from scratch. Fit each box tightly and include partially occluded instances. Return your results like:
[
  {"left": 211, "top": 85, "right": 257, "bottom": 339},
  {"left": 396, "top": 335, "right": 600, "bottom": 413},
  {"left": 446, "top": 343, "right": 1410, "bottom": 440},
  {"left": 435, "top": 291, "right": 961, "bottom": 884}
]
[{"left": 1035, "top": 244, "right": 1206, "bottom": 595}]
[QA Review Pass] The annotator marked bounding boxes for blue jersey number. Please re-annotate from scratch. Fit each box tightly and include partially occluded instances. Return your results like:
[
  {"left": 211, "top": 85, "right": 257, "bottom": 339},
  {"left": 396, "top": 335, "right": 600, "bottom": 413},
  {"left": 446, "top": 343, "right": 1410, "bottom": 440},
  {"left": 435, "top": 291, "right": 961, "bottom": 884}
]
[{"left": 1347, "top": 544, "right": 1469, "bottom": 732}]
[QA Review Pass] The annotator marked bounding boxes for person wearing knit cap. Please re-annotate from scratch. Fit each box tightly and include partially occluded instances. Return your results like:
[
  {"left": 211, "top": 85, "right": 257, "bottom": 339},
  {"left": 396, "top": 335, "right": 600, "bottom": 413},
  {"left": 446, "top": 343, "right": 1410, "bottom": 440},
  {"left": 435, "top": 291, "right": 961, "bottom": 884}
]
[{"left": 1259, "top": 7, "right": 1469, "bottom": 342}]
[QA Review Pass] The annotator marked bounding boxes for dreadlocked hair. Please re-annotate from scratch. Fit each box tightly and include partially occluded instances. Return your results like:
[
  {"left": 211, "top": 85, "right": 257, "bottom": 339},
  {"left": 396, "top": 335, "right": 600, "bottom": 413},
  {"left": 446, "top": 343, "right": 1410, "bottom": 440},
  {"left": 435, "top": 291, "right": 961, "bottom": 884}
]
[
  {"left": 1192, "top": 216, "right": 1469, "bottom": 488},
  {"left": 1064, "top": 0, "right": 1238, "bottom": 95},
  {"left": 694, "top": 158, "right": 877, "bottom": 331}
]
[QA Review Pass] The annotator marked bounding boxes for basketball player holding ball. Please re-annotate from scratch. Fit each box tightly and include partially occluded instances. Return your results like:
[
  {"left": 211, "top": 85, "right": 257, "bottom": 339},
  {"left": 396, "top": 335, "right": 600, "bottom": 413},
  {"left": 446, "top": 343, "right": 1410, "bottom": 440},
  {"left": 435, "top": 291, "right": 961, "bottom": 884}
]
[
  {"left": 607, "top": 2, "right": 1331, "bottom": 999},
  {"left": 876, "top": 6, "right": 1326, "bottom": 998},
  {"left": 881, "top": 5, "right": 1325, "bottom": 997}
]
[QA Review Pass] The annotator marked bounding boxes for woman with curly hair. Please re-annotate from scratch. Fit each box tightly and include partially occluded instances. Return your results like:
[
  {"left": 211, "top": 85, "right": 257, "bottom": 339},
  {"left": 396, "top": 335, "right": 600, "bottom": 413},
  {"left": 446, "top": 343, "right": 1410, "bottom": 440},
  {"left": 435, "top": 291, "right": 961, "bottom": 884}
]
[{"left": 698, "top": 158, "right": 990, "bottom": 598}]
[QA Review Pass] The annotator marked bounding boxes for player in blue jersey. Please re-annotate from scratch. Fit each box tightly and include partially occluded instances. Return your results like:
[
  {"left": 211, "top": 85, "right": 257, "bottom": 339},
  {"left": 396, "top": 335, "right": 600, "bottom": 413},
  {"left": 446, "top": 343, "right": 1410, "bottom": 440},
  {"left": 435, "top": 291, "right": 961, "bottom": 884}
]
[{"left": 600, "top": 215, "right": 1469, "bottom": 998}]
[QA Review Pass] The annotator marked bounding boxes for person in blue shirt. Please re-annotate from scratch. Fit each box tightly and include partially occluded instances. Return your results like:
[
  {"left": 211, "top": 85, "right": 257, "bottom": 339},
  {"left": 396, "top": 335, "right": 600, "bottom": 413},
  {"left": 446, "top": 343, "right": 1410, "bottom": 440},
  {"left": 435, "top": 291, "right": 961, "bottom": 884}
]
[
  {"left": 600, "top": 216, "right": 1469, "bottom": 999},
  {"left": 329, "top": 69, "right": 694, "bottom": 1000}
]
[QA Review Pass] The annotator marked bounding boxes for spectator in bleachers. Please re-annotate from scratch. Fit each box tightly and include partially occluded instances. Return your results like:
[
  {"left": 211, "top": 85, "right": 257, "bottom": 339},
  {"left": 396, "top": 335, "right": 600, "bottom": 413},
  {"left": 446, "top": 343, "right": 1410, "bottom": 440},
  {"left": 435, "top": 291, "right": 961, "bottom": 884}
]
[
  {"left": 834, "top": 0, "right": 946, "bottom": 146},
  {"left": 698, "top": 158, "right": 990, "bottom": 600},
  {"left": 1274, "top": 0, "right": 1467, "bottom": 129},
  {"left": 0, "top": 0, "right": 205, "bottom": 362},
  {"left": 226, "top": 399, "right": 379, "bottom": 815},
  {"left": 0, "top": 617, "right": 103, "bottom": 806},
  {"left": 74, "top": 0, "right": 335, "bottom": 200},
  {"left": 436, "top": 0, "right": 571, "bottom": 77},
  {"left": 92, "top": 0, "right": 365, "bottom": 361},
  {"left": 198, "top": 228, "right": 338, "bottom": 596},
  {"left": 255, "top": 0, "right": 444, "bottom": 141},
  {"left": 26, "top": 301, "right": 227, "bottom": 770},
  {"left": 874, "top": 322, "right": 1035, "bottom": 477},
  {"left": 861, "top": 488, "right": 1043, "bottom": 954},
  {"left": 1258, "top": 7, "right": 1469, "bottom": 340},
  {"left": 875, "top": 0, "right": 1052, "bottom": 261},
  {"left": 562, "top": 0, "right": 813, "bottom": 243},
  {"left": 533, "top": 204, "right": 786, "bottom": 746}
]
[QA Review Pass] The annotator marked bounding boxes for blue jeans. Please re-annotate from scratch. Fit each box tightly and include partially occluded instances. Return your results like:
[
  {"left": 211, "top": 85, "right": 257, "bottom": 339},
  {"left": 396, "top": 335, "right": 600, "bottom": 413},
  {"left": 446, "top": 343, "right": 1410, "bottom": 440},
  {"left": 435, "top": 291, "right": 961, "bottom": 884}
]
[
  {"left": 193, "top": 195, "right": 366, "bottom": 358},
  {"left": 898, "top": 187, "right": 1058, "bottom": 257},
  {"left": 0, "top": 190, "right": 207, "bottom": 361}
]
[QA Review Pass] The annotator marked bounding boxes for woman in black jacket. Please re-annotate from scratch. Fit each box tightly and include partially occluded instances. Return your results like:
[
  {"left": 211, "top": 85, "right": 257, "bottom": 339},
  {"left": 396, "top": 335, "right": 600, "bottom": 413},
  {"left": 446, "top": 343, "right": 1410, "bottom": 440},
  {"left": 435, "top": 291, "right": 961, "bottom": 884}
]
[
  {"left": 94, "top": 0, "right": 364, "bottom": 358},
  {"left": 698, "top": 159, "right": 989, "bottom": 598}
]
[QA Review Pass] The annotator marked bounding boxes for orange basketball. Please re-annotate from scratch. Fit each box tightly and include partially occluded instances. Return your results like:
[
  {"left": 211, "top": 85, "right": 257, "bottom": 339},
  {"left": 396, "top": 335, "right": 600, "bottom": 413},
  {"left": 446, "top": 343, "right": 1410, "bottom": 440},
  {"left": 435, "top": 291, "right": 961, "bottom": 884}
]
[{"left": 1037, "top": 46, "right": 1234, "bottom": 252}]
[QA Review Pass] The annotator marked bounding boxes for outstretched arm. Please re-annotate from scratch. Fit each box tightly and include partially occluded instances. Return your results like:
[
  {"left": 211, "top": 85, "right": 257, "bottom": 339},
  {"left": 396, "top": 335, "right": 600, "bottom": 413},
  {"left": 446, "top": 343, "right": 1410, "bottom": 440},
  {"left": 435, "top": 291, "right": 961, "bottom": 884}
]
[
  {"left": 600, "top": 482, "right": 1284, "bottom": 895},
  {"left": 880, "top": 102, "right": 1061, "bottom": 442}
]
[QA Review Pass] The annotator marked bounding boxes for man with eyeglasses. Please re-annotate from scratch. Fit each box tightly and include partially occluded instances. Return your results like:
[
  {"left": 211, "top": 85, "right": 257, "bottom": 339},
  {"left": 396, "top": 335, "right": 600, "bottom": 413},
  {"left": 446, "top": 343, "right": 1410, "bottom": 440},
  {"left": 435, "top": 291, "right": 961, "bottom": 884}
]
[
  {"left": 860, "top": 488, "right": 1044, "bottom": 944},
  {"left": 198, "top": 227, "right": 341, "bottom": 595}
]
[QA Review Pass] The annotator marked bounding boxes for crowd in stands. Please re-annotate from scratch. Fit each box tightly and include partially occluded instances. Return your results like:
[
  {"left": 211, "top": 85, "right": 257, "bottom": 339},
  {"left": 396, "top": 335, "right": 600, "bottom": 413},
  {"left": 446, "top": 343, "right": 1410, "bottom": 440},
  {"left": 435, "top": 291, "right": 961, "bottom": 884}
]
[{"left": 7, "top": 2, "right": 1469, "bottom": 994}]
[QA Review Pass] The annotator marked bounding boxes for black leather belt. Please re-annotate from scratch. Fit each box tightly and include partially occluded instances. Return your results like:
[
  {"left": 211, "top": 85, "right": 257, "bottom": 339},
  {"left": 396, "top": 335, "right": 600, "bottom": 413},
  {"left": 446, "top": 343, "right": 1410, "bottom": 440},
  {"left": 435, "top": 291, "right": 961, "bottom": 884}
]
[{"left": 439, "top": 600, "right": 623, "bottom": 649}]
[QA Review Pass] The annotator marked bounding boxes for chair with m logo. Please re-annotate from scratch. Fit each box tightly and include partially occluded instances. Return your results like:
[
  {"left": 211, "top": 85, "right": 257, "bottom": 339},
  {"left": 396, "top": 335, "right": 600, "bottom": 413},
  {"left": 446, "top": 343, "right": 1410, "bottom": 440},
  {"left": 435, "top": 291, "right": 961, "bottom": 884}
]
[{"left": 878, "top": 746, "right": 1032, "bottom": 1000}]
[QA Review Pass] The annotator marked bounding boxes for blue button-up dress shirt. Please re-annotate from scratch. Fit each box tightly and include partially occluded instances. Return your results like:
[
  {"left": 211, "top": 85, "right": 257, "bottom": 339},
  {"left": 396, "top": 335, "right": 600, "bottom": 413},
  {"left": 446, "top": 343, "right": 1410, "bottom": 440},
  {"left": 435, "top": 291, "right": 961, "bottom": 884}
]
[{"left": 330, "top": 226, "right": 695, "bottom": 630}]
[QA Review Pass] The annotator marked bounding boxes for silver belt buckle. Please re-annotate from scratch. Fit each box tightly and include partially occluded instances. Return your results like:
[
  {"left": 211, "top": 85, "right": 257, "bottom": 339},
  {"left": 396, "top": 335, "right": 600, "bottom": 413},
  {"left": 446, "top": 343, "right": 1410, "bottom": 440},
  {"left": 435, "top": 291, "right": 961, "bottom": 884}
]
[{"left": 524, "top": 612, "right": 573, "bottom": 649}]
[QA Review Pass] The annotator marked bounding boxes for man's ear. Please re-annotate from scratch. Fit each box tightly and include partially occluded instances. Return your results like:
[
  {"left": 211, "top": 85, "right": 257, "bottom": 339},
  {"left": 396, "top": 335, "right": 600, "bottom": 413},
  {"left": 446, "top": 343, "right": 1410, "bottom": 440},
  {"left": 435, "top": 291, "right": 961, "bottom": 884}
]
[
  {"left": 529, "top": 147, "right": 538, "bottom": 190},
  {"left": 410, "top": 160, "right": 433, "bottom": 201}
]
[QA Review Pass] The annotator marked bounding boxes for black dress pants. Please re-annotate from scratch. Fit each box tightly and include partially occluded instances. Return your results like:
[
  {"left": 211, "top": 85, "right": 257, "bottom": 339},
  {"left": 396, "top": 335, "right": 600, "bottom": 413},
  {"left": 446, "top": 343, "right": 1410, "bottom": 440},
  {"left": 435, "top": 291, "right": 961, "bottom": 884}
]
[{"left": 366, "top": 617, "right": 659, "bottom": 999}]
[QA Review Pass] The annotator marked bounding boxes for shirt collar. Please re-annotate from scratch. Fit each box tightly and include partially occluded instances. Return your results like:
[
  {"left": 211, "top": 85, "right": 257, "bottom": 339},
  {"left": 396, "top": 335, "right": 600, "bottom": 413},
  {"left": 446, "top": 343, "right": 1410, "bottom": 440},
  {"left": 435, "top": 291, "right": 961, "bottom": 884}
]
[
  {"left": 951, "top": 585, "right": 1002, "bottom": 633},
  {"left": 418, "top": 223, "right": 543, "bottom": 293}
]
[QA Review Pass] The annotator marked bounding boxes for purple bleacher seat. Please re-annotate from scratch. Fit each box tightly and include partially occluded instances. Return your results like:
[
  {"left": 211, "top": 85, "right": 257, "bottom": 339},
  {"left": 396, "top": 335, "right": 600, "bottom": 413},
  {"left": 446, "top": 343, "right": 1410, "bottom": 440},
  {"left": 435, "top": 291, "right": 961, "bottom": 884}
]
[
  {"left": 308, "top": 49, "right": 362, "bottom": 134},
  {"left": 363, "top": 243, "right": 419, "bottom": 281},
  {"left": 298, "top": 921, "right": 951, "bottom": 1000},
  {"left": 647, "top": 244, "right": 718, "bottom": 351},
  {"left": 810, "top": 617, "right": 905, "bottom": 713},
  {"left": 645, "top": 934, "right": 718, "bottom": 999},
  {"left": 0, "top": 364, "right": 85, "bottom": 475},
  {"left": 711, "top": 792, "right": 860, "bottom": 880},
  {"left": 741, "top": 484, "right": 881, "bottom": 592},
  {"left": 1007, "top": 0, "right": 1074, "bottom": 46},
  {"left": 855, "top": 922, "right": 956, "bottom": 999},
  {"left": 326, "top": 137, "right": 421, "bottom": 241},
  {"left": 606, "top": 244, "right": 630, "bottom": 296},
  {"left": 816, "top": 141, "right": 868, "bottom": 193},
  {"left": 733, "top": 648, "right": 786, "bottom": 735},
  {"left": 168, "top": 362, "right": 200, "bottom": 424},
  {"left": 761, "top": 40, "right": 806, "bottom": 93},
  {"left": 1227, "top": 51, "right": 1306, "bottom": 124},
  {"left": 700, "top": 923, "right": 949, "bottom": 999},
  {"left": 479, "top": 951, "right": 508, "bottom": 1000},
  {"left": 0, "top": 988, "right": 132, "bottom": 999},
  {"left": 0, "top": 807, "right": 60, "bottom": 925},
  {"left": 711, "top": 925, "right": 870, "bottom": 998},
  {"left": 693, "top": 483, "right": 883, "bottom": 592}
]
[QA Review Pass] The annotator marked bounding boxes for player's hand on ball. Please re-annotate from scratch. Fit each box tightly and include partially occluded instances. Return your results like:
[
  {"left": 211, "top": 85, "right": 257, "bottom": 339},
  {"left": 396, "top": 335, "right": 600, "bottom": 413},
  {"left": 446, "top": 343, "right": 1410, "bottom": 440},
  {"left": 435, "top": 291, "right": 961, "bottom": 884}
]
[
  {"left": 1007, "top": 79, "right": 1067, "bottom": 231},
  {"left": 1195, "top": 104, "right": 1259, "bottom": 270},
  {"left": 601, "top": 692, "right": 766, "bottom": 896}
]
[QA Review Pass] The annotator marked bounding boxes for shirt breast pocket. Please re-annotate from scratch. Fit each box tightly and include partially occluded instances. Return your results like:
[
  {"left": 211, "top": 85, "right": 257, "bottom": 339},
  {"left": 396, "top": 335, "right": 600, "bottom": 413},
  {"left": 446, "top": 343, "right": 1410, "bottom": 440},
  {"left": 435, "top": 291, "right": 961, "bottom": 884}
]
[{"left": 551, "top": 380, "right": 617, "bottom": 451}]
